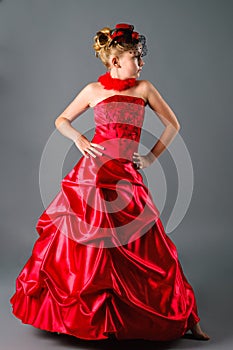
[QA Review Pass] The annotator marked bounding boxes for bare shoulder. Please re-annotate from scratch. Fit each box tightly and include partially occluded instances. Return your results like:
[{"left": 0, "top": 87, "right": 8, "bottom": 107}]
[
  {"left": 84, "top": 81, "right": 100, "bottom": 92},
  {"left": 72, "top": 81, "right": 101, "bottom": 107},
  {"left": 84, "top": 81, "right": 107, "bottom": 106},
  {"left": 138, "top": 80, "right": 168, "bottom": 111},
  {"left": 55, "top": 82, "right": 100, "bottom": 124},
  {"left": 137, "top": 79, "right": 158, "bottom": 96},
  {"left": 135, "top": 80, "right": 156, "bottom": 102},
  {"left": 80, "top": 81, "right": 98, "bottom": 97},
  {"left": 139, "top": 80, "right": 180, "bottom": 128}
]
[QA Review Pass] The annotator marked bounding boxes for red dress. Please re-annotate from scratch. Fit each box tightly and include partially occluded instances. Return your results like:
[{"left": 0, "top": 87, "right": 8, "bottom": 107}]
[{"left": 10, "top": 95, "right": 200, "bottom": 341}]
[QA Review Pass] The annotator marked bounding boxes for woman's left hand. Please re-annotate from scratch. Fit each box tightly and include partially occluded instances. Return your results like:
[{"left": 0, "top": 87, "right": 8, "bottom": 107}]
[{"left": 132, "top": 152, "right": 155, "bottom": 170}]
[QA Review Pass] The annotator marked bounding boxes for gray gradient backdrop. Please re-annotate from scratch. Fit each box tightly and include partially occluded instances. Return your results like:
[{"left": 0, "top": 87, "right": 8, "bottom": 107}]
[{"left": 1, "top": 0, "right": 233, "bottom": 349}]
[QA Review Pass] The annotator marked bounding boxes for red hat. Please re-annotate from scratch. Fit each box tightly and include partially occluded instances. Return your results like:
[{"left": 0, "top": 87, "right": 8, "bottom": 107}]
[{"left": 109, "top": 23, "right": 147, "bottom": 56}]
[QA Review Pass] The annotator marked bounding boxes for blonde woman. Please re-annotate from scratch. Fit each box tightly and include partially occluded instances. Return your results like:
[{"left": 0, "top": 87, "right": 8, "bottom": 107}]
[{"left": 10, "top": 23, "right": 209, "bottom": 342}]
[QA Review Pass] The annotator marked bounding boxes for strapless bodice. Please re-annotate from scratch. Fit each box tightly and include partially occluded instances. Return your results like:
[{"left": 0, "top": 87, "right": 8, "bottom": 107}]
[{"left": 91, "top": 95, "right": 146, "bottom": 161}]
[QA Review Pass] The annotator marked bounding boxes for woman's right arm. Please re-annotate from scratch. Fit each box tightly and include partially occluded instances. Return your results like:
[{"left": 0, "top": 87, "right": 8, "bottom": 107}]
[
  {"left": 55, "top": 83, "right": 92, "bottom": 141},
  {"left": 54, "top": 83, "right": 104, "bottom": 158}
]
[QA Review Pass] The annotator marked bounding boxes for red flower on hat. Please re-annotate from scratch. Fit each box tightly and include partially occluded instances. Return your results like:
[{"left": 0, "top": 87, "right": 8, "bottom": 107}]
[{"left": 132, "top": 32, "right": 139, "bottom": 40}]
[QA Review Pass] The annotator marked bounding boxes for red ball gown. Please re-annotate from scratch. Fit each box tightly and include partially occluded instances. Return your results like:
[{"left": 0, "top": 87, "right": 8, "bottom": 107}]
[{"left": 10, "top": 95, "right": 200, "bottom": 341}]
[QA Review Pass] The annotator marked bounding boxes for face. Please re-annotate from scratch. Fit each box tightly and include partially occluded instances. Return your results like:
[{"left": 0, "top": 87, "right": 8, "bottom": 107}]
[{"left": 111, "top": 46, "right": 145, "bottom": 79}]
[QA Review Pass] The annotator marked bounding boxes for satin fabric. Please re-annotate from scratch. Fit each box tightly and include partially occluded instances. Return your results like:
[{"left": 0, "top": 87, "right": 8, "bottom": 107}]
[{"left": 10, "top": 95, "right": 200, "bottom": 341}]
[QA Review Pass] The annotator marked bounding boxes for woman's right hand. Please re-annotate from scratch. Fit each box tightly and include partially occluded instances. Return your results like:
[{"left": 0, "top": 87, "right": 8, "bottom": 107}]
[{"left": 74, "top": 135, "right": 105, "bottom": 158}]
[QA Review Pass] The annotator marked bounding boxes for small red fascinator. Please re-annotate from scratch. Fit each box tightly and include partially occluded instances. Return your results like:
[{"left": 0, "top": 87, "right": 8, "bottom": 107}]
[{"left": 109, "top": 23, "right": 148, "bottom": 57}]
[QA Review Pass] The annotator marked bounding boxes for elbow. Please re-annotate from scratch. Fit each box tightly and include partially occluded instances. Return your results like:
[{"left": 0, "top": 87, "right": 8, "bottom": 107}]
[
  {"left": 54, "top": 116, "right": 68, "bottom": 129},
  {"left": 167, "top": 122, "right": 181, "bottom": 132},
  {"left": 173, "top": 120, "right": 181, "bottom": 131},
  {"left": 54, "top": 118, "right": 59, "bottom": 129},
  {"left": 54, "top": 117, "right": 61, "bottom": 129}
]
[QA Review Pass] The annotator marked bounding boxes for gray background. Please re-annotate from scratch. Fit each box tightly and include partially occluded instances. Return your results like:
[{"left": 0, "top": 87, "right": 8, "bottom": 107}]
[{"left": 1, "top": 0, "right": 233, "bottom": 349}]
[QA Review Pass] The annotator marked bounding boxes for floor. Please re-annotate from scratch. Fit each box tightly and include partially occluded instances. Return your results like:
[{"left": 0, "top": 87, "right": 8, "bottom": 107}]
[{"left": 2, "top": 273, "right": 233, "bottom": 350}]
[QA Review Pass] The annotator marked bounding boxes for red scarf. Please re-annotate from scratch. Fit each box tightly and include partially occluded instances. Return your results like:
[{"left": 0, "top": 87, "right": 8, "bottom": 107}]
[{"left": 98, "top": 71, "right": 136, "bottom": 91}]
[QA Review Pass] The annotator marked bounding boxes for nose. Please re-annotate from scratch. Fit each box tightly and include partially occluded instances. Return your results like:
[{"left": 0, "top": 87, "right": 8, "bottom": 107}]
[{"left": 139, "top": 57, "right": 145, "bottom": 67}]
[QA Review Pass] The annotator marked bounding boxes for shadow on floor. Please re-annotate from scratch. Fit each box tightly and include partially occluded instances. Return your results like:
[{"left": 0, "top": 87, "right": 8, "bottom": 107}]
[{"left": 34, "top": 329, "right": 210, "bottom": 350}]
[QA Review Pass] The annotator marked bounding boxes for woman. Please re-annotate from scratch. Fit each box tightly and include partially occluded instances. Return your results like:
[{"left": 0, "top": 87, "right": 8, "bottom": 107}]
[{"left": 10, "top": 23, "right": 209, "bottom": 342}]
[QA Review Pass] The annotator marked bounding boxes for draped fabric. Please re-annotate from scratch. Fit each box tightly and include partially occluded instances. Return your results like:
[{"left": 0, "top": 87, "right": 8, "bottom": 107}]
[{"left": 10, "top": 95, "right": 200, "bottom": 341}]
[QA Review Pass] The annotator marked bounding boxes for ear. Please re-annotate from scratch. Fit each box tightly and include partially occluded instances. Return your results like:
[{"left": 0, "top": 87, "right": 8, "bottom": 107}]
[{"left": 112, "top": 56, "right": 121, "bottom": 68}]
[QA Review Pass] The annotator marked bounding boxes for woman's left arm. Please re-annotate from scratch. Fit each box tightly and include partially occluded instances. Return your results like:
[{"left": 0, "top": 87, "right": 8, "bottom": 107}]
[{"left": 133, "top": 80, "right": 181, "bottom": 169}]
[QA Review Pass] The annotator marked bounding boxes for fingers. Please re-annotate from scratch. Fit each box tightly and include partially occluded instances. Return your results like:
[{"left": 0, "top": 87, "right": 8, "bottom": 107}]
[
  {"left": 89, "top": 146, "right": 104, "bottom": 156},
  {"left": 85, "top": 148, "right": 96, "bottom": 158},
  {"left": 83, "top": 143, "right": 105, "bottom": 158},
  {"left": 80, "top": 150, "right": 89, "bottom": 158},
  {"left": 132, "top": 153, "right": 140, "bottom": 163},
  {"left": 85, "top": 146, "right": 102, "bottom": 157},
  {"left": 132, "top": 153, "right": 142, "bottom": 169},
  {"left": 90, "top": 142, "right": 105, "bottom": 150}
]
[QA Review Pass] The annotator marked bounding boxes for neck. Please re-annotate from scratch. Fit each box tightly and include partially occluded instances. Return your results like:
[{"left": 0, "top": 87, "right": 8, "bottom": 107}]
[{"left": 109, "top": 70, "right": 133, "bottom": 80}]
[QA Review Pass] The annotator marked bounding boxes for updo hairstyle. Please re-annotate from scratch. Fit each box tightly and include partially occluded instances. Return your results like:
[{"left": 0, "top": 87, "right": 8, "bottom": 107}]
[{"left": 93, "top": 24, "right": 147, "bottom": 68}]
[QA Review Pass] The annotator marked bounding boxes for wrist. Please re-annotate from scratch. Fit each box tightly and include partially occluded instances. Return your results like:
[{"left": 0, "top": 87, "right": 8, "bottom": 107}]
[
  {"left": 147, "top": 152, "right": 157, "bottom": 164},
  {"left": 73, "top": 133, "right": 82, "bottom": 143}
]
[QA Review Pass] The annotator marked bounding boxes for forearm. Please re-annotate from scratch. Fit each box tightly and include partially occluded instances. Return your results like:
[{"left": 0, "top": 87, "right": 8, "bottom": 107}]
[
  {"left": 147, "top": 124, "right": 180, "bottom": 162},
  {"left": 55, "top": 117, "right": 82, "bottom": 142}
]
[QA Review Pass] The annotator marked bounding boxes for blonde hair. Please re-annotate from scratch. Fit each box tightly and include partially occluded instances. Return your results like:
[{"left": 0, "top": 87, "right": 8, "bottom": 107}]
[{"left": 93, "top": 26, "right": 138, "bottom": 69}]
